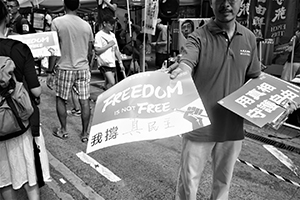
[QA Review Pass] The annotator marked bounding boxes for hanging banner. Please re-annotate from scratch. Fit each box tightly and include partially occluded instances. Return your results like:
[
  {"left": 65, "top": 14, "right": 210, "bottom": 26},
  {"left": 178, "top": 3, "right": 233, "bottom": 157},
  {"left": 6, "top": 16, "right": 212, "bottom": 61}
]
[
  {"left": 9, "top": 31, "right": 61, "bottom": 58},
  {"left": 236, "top": 0, "right": 250, "bottom": 27},
  {"left": 249, "top": 0, "right": 298, "bottom": 65},
  {"left": 144, "top": 0, "right": 159, "bottom": 35},
  {"left": 218, "top": 73, "right": 300, "bottom": 128},
  {"left": 86, "top": 71, "right": 210, "bottom": 154}
]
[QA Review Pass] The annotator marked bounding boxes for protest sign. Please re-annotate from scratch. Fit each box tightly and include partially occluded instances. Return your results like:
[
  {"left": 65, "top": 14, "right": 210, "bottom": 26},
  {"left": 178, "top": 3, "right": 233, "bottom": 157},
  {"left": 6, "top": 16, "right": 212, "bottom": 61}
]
[
  {"left": 218, "top": 73, "right": 300, "bottom": 128},
  {"left": 9, "top": 31, "right": 61, "bottom": 58},
  {"left": 86, "top": 71, "right": 210, "bottom": 154},
  {"left": 143, "top": 0, "right": 159, "bottom": 35}
]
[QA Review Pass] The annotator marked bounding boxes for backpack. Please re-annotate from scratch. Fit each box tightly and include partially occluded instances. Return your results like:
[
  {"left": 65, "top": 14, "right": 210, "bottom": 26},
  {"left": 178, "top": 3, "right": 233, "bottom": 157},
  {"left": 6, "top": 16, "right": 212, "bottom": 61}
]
[{"left": 0, "top": 56, "right": 34, "bottom": 141}]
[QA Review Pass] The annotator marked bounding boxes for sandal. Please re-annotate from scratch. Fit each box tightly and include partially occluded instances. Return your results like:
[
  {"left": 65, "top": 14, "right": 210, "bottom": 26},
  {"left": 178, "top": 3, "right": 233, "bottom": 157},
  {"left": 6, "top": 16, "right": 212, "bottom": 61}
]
[
  {"left": 80, "top": 134, "right": 89, "bottom": 143},
  {"left": 53, "top": 128, "right": 69, "bottom": 139}
]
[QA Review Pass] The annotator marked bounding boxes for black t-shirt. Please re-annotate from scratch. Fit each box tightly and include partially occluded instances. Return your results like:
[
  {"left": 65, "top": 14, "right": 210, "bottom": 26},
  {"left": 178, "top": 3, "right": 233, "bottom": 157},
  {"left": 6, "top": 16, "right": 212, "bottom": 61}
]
[{"left": 0, "top": 38, "right": 40, "bottom": 89}]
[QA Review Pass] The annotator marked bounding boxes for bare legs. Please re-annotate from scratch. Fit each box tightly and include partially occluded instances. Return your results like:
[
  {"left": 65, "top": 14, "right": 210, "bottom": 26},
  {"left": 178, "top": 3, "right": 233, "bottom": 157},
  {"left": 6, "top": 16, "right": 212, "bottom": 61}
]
[
  {"left": 0, "top": 183, "right": 40, "bottom": 200},
  {"left": 56, "top": 96, "right": 90, "bottom": 137}
]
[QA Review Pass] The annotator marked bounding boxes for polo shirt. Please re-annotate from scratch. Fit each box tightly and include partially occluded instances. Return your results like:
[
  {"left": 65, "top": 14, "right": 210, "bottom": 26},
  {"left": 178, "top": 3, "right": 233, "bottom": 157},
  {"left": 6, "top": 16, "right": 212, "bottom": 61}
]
[{"left": 181, "top": 18, "right": 261, "bottom": 142}]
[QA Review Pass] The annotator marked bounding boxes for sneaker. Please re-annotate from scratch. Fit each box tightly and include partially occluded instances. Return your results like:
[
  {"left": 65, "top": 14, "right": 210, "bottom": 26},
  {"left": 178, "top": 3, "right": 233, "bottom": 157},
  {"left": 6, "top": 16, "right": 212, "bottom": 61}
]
[{"left": 67, "top": 108, "right": 81, "bottom": 117}]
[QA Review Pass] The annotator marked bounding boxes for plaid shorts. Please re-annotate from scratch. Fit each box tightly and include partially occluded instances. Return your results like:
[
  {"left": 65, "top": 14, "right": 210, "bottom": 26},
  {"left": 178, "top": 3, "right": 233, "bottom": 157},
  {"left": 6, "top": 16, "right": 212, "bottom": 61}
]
[{"left": 55, "top": 69, "right": 91, "bottom": 100}]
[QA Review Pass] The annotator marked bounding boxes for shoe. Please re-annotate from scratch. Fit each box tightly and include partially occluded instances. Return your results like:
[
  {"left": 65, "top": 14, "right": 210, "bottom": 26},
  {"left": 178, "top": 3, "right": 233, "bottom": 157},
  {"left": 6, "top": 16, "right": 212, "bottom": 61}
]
[
  {"left": 80, "top": 134, "right": 89, "bottom": 143},
  {"left": 53, "top": 128, "right": 69, "bottom": 140},
  {"left": 67, "top": 108, "right": 81, "bottom": 117}
]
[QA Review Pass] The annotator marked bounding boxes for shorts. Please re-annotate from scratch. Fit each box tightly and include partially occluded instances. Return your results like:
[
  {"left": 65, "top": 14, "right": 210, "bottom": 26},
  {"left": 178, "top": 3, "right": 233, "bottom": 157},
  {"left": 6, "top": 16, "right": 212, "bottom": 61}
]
[
  {"left": 100, "top": 66, "right": 116, "bottom": 73},
  {"left": 55, "top": 69, "right": 91, "bottom": 100}
]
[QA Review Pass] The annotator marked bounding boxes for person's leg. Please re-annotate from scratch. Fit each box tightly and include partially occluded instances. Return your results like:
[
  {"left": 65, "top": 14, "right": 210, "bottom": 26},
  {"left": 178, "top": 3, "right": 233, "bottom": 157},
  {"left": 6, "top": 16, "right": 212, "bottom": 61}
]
[
  {"left": 0, "top": 185, "right": 17, "bottom": 200},
  {"left": 75, "top": 69, "right": 91, "bottom": 141},
  {"left": 105, "top": 71, "right": 116, "bottom": 89},
  {"left": 23, "top": 183, "right": 40, "bottom": 200},
  {"left": 79, "top": 98, "right": 90, "bottom": 136},
  {"left": 210, "top": 140, "right": 243, "bottom": 200},
  {"left": 55, "top": 69, "right": 74, "bottom": 134},
  {"left": 56, "top": 96, "right": 67, "bottom": 132},
  {"left": 176, "top": 137, "right": 214, "bottom": 200}
]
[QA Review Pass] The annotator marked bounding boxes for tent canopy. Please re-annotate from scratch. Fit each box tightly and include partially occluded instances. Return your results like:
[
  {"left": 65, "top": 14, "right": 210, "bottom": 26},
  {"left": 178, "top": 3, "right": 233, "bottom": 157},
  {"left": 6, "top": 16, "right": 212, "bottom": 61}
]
[{"left": 20, "top": 0, "right": 201, "bottom": 13}]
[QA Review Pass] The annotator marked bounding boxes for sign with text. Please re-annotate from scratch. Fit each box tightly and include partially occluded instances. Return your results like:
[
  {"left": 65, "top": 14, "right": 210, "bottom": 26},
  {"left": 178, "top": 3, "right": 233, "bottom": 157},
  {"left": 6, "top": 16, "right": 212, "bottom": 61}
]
[
  {"left": 218, "top": 73, "right": 300, "bottom": 128},
  {"left": 144, "top": 0, "right": 159, "bottom": 35},
  {"left": 86, "top": 71, "right": 210, "bottom": 154},
  {"left": 9, "top": 31, "right": 61, "bottom": 58},
  {"left": 248, "top": 0, "right": 298, "bottom": 65}
]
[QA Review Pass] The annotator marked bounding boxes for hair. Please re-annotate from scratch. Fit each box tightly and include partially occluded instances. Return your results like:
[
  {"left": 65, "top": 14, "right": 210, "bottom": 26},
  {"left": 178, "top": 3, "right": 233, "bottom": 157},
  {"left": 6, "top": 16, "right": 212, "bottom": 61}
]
[
  {"left": 7, "top": 0, "right": 19, "bottom": 6},
  {"left": 0, "top": 0, "right": 9, "bottom": 24},
  {"left": 103, "top": 15, "right": 115, "bottom": 25},
  {"left": 64, "top": 0, "right": 80, "bottom": 11},
  {"left": 181, "top": 20, "right": 194, "bottom": 32}
]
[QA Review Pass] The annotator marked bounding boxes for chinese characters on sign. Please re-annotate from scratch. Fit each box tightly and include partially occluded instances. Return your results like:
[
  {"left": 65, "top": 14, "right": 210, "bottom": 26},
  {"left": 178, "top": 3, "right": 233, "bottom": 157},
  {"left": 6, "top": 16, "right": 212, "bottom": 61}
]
[
  {"left": 218, "top": 73, "right": 300, "bottom": 128},
  {"left": 237, "top": 0, "right": 250, "bottom": 27},
  {"left": 86, "top": 71, "right": 210, "bottom": 154},
  {"left": 249, "top": 0, "right": 297, "bottom": 40}
]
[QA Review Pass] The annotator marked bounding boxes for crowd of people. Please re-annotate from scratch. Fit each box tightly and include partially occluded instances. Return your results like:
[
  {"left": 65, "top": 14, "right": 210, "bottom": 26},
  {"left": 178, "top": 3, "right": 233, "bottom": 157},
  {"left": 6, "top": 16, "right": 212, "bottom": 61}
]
[{"left": 1, "top": 0, "right": 300, "bottom": 199}]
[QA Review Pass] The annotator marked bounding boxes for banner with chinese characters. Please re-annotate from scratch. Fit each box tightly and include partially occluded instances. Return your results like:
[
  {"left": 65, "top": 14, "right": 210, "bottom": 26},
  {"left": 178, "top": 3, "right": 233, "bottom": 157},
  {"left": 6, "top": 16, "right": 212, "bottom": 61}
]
[
  {"left": 236, "top": 0, "right": 250, "bottom": 27},
  {"left": 249, "top": 0, "right": 298, "bottom": 64},
  {"left": 218, "top": 73, "right": 300, "bottom": 128},
  {"left": 8, "top": 31, "right": 61, "bottom": 58},
  {"left": 144, "top": 0, "right": 159, "bottom": 35},
  {"left": 86, "top": 71, "right": 210, "bottom": 154},
  {"left": 249, "top": 0, "right": 297, "bottom": 40}
]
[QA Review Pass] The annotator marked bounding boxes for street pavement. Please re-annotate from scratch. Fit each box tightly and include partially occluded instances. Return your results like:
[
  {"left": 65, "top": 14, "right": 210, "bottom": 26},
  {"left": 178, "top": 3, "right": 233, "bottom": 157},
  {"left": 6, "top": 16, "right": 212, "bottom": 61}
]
[{"left": 1, "top": 70, "right": 300, "bottom": 200}]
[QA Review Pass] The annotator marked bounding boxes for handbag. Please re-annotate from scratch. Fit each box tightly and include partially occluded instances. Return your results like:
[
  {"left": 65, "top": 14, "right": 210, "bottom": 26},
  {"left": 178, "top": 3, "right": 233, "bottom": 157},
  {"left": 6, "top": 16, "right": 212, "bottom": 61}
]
[{"left": 34, "top": 125, "right": 51, "bottom": 182}]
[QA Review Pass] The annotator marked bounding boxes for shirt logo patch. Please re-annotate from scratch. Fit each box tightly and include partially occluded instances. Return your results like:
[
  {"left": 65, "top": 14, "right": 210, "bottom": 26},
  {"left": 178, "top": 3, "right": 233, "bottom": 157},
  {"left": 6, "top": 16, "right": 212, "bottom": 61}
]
[{"left": 240, "top": 49, "right": 251, "bottom": 56}]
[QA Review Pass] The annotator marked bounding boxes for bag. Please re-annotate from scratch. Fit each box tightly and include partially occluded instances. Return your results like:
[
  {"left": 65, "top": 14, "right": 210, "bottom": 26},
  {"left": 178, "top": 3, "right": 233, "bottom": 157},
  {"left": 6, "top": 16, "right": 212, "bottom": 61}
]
[
  {"left": 34, "top": 125, "right": 51, "bottom": 182},
  {"left": 0, "top": 56, "right": 34, "bottom": 141}
]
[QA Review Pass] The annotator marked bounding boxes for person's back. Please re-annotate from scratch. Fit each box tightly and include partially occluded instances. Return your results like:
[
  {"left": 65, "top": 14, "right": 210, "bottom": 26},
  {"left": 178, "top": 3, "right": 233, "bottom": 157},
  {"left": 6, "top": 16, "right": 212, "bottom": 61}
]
[{"left": 52, "top": 14, "right": 93, "bottom": 70}]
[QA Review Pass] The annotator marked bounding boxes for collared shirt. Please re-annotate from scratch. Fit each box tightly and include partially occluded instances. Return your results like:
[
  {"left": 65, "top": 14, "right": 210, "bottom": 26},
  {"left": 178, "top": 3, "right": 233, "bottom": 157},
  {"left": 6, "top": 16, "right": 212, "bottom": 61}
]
[{"left": 181, "top": 18, "right": 261, "bottom": 142}]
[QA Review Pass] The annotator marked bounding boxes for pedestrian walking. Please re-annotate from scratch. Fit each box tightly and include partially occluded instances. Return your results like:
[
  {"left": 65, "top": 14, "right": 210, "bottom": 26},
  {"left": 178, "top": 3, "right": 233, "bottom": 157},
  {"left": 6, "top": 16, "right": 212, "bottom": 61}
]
[{"left": 47, "top": 0, "right": 94, "bottom": 143}]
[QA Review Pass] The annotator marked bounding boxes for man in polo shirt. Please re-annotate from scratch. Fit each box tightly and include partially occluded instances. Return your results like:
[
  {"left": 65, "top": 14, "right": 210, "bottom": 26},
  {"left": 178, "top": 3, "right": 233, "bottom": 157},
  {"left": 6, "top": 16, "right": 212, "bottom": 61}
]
[
  {"left": 6, "top": 0, "right": 33, "bottom": 34},
  {"left": 170, "top": 0, "right": 261, "bottom": 199}
]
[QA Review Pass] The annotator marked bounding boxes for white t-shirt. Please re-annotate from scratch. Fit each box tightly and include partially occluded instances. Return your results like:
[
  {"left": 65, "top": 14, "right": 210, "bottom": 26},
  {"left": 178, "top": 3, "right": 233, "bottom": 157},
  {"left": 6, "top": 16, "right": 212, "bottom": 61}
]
[
  {"left": 94, "top": 30, "right": 118, "bottom": 68},
  {"left": 51, "top": 14, "right": 94, "bottom": 70}
]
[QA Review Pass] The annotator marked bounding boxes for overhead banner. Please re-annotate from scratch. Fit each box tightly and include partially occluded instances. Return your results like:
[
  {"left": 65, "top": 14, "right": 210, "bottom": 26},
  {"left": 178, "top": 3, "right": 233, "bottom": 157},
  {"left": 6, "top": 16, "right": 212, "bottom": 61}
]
[
  {"left": 218, "top": 73, "right": 300, "bottom": 128},
  {"left": 9, "top": 31, "right": 61, "bottom": 58},
  {"left": 86, "top": 71, "right": 210, "bottom": 154},
  {"left": 249, "top": 0, "right": 298, "bottom": 65},
  {"left": 144, "top": 0, "right": 159, "bottom": 35}
]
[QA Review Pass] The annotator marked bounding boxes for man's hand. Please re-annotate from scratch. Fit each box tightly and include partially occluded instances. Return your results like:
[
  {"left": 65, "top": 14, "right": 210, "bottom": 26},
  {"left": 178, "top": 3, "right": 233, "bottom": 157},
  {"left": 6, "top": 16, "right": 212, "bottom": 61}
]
[
  {"left": 108, "top": 40, "right": 116, "bottom": 47},
  {"left": 120, "top": 63, "right": 125, "bottom": 72},
  {"left": 168, "top": 62, "right": 192, "bottom": 79}
]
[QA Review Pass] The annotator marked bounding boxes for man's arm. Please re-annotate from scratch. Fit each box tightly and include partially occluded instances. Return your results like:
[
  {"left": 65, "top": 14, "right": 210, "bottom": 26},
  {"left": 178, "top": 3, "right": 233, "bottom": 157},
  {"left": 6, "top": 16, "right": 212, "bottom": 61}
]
[
  {"left": 103, "top": 0, "right": 117, "bottom": 11},
  {"left": 94, "top": 41, "right": 114, "bottom": 55}
]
